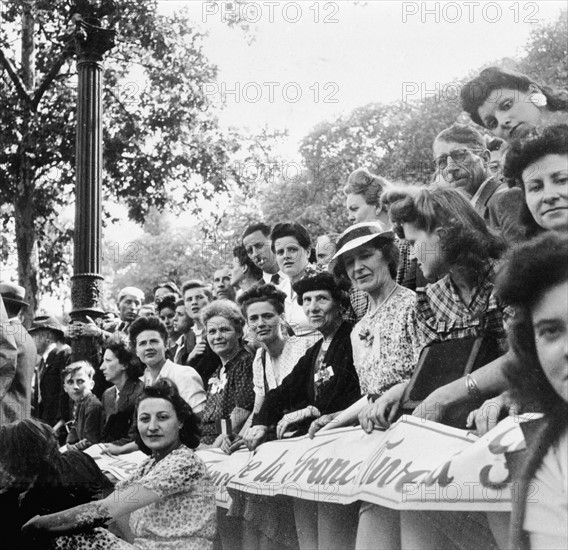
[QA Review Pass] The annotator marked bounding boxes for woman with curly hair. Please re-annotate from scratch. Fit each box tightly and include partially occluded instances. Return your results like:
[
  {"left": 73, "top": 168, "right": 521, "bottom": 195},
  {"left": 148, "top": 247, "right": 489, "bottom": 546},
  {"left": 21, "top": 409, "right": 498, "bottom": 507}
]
[
  {"left": 242, "top": 272, "right": 362, "bottom": 550},
  {"left": 461, "top": 66, "right": 568, "bottom": 142},
  {"left": 198, "top": 300, "right": 255, "bottom": 446},
  {"left": 502, "top": 123, "right": 568, "bottom": 238},
  {"left": 228, "top": 284, "right": 314, "bottom": 448},
  {"left": 21, "top": 379, "right": 216, "bottom": 550},
  {"left": 360, "top": 187, "right": 508, "bottom": 432},
  {"left": 219, "top": 285, "right": 310, "bottom": 550},
  {"left": 495, "top": 232, "right": 568, "bottom": 550}
]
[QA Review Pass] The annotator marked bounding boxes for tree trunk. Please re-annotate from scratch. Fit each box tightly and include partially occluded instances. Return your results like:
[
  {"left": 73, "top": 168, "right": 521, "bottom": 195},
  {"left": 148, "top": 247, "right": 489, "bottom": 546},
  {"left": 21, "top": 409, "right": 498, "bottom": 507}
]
[
  {"left": 15, "top": 2, "right": 38, "bottom": 326},
  {"left": 14, "top": 181, "right": 38, "bottom": 326}
]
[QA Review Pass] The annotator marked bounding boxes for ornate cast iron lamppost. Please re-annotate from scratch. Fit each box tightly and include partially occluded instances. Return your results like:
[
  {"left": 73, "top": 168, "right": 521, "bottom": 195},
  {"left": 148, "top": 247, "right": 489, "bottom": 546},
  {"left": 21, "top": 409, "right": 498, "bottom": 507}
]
[{"left": 68, "top": 1, "right": 115, "bottom": 371}]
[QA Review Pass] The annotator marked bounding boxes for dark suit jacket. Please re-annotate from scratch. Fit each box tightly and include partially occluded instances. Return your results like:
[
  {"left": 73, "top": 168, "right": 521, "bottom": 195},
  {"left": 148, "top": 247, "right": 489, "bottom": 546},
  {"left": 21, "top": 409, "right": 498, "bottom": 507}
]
[
  {"left": 66, "top": 392, "right": 103, "bottom": 445},
  {"left": 253, "top": 322, "right": 361, "bottom": 430},
  {"left": 475, "top": 178, "right": 527, "bottom": 246},
  {"left": 173, "top": 330, "right": 194, "bottom": 365},
  {"left": 101, "top": 377, "right": 144, "bottom": 445},
  {"left": 177, "top": 329, "right": 221, "bottom": 387},
  {"left": 35, "top": 346, "right": 71, "bottom": 426},
  {"left": 0, "top": 317, "right": 36, "bottom": 425}
]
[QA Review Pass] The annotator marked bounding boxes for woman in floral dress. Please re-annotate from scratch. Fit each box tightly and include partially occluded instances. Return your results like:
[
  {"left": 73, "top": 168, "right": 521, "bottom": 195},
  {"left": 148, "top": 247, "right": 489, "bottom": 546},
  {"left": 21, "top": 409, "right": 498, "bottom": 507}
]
[
  {"left": 310, "top": 220, "right": 419, "bottom": 437},
  {"left": 22, "top": 379, "right": 216, "bottom": 550}
]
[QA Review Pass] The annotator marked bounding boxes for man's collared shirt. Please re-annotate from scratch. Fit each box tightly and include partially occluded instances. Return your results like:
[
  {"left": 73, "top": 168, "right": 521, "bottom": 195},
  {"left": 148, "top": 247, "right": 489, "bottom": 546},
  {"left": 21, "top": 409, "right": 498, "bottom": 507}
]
[{"left": 262, "top": 270, "right": 286, "bottom": 287}]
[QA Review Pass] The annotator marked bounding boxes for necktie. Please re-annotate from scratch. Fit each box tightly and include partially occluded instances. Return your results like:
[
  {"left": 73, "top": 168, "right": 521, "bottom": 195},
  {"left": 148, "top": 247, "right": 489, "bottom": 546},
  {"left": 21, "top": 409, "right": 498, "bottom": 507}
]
[
  {"left": 270, "top": 273, "right": 280, "bottom": 285},
  {"left": 35, "top": 357, "right": 46, "bottom": 405}
]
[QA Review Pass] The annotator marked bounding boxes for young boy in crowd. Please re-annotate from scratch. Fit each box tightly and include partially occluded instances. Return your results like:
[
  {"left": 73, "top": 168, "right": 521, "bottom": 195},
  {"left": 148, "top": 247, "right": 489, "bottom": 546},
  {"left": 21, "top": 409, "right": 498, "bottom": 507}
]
[{"left": 61, "top": 361, "right": 103, "bottom": 451}]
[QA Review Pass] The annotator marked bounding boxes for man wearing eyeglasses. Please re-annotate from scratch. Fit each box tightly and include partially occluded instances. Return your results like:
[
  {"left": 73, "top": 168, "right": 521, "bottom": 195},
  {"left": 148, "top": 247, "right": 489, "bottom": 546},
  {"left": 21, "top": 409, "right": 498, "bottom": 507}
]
[{"left": 433, "top": 123, "right": 525, "bottom": 245}]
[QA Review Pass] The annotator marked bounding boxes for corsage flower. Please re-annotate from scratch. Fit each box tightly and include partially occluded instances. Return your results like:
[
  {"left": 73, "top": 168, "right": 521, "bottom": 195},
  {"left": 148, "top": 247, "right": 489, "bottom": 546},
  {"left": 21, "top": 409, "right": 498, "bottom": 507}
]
[{"left": 358, "top": 327, "right": 374, "bottom": 347}]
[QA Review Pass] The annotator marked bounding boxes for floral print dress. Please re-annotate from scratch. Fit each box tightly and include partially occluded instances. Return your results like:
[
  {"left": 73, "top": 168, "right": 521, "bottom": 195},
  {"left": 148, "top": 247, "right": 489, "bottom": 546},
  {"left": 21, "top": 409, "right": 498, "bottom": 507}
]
[
  {"left": 52, "top": 445, "right": 216, "bottom": 550},
  {"left": 351, "top": 285, "right": 420, "bottom": 396}
]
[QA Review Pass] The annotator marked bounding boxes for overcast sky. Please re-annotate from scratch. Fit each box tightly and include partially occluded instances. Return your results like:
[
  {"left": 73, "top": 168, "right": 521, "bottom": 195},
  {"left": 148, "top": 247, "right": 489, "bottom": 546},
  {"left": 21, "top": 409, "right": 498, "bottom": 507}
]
[{"left": 160, "top": 0, "right": 566, "bottom": 156}]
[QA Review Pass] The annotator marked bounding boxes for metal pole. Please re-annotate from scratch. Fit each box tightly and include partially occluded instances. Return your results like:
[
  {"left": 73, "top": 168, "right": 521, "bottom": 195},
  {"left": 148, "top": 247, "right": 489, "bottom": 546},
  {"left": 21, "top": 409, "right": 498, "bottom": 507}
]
[{"left": 69, "top": 11, "right": 115, "bottom": 392}]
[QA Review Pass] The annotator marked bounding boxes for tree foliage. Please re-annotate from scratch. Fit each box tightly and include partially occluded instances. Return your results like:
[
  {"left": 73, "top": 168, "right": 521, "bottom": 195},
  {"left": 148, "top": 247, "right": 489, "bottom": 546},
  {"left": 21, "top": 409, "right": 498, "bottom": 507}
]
[
  {"left": 518, "top": 9, "right": 568, "bottom": 88},
  {"left": 102, "top": 208, "right": 219, "bottom": 305},
  {"left": 262, "top": 97, "right": 462, "bottom": 235},
  {"left": 0, "top": 0, "right": 239, "bottom": 317}
]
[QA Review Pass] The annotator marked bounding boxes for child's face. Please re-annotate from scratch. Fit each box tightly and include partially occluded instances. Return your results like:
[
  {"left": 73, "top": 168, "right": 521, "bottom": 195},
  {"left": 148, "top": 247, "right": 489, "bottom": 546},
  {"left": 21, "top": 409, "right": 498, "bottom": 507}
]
[{"left": 63, "top": 367, "right": 94, "bottom": 402}]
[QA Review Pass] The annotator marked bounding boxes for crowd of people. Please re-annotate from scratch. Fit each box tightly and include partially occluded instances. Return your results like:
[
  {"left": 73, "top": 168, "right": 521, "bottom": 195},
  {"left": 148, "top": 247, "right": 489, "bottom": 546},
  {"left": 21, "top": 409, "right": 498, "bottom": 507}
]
[{"left": 0, "top": 66, "right": 567, "bottom": 549}]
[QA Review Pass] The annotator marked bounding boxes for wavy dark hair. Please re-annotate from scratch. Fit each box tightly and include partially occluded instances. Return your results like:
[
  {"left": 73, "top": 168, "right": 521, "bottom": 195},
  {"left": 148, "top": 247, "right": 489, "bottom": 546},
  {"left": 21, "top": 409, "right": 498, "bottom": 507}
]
[
  {"left": 461, "top": 66, "right": 568, "bottom": 127},
  {"left": 0, "top": 419, "right": 62, "bottom": 489},
  {"left": 104, "top": 340, "right": 142, "bottom": 379},
  {"left": 134, "top": 378, "right": 201, "bottom": 453},
  {"left": 157, "top": 295, "right": 177, "bottom": 315},
  {"left": 496, "top": 232, "right": 568, "bottom": 413},
  {"left": 293, "top": 271, "right": 351, "bottom": 310},
  {"left": 503, "top": 124, "right": 568, "bottom": 189},
  {"left": 390, "top": 187, "right": 505, "bottom": 281},
  {"left": 270, "top": 222, "right": 311, "bottom": 252},
  {"left": 238, "top": 283, "right": 287, "bottom": 316},
  {"left": 502, "top": 124, "right": 568, "bottom": 237},
  {"left": 129, "top": 315, "right": 168, "bottom": 350}
]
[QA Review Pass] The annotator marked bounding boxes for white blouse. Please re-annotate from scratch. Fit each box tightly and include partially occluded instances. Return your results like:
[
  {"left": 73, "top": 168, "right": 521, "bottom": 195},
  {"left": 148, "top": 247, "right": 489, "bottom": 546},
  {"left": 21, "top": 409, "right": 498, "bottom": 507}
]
[
  {"left": 251, "top": 335, "right": 317, "bottom": 415},
  {"left": 524, "top": 427, "right": 568, "bottom": 549}
]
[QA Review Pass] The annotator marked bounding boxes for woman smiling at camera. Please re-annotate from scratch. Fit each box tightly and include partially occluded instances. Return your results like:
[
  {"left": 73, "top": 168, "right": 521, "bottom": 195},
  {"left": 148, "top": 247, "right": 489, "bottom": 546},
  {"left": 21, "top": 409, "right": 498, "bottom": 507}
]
[
  {"left": 22, "top": 379, "right": 216, "bottom": 550},
  {"left": 503, "top": 123, "right": 568, "bottom": 238},
  {"left": 198, "top": 300, "right": 255, "bottom": 446}
]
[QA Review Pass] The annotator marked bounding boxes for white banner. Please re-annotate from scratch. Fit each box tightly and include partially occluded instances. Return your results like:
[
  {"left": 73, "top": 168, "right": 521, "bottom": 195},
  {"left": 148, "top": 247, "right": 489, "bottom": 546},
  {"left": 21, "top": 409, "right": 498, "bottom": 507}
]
[
  {"left": 83, "top": 444, "right": 148, "bottom": 482},
  {"left": 196, "top": 415, "right": 534, "bottom": 512}
]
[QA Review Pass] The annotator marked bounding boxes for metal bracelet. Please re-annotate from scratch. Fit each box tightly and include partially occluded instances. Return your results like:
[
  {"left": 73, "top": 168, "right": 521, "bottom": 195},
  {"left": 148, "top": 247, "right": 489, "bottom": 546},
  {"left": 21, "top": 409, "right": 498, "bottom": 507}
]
[{"left": 465, "top": 374, "right": 482, "bottom": 401}]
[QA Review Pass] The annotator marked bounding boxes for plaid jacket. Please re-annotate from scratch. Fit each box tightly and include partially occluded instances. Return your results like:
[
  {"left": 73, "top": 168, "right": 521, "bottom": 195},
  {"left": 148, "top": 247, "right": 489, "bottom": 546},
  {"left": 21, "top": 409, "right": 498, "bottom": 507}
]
[{"left": 414, "top": 260, "right": 509, "bottom": 351}]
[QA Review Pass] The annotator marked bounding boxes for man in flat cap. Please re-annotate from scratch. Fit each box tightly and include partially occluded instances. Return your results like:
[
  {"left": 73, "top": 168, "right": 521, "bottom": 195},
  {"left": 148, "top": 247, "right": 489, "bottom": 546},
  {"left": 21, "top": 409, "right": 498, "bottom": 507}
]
[
  {"left": 29, "top": 315, "right": 71, "bottom": 426},
  {"left": 70, "top": 286, "right": 144, "bottom": 344},
  {"left": 0, "top": 282, "right": 37, "bottom": 425}
]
